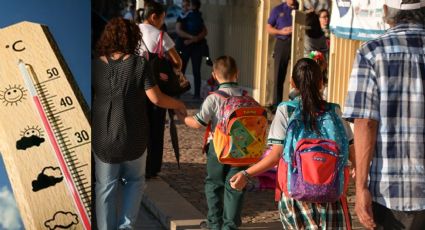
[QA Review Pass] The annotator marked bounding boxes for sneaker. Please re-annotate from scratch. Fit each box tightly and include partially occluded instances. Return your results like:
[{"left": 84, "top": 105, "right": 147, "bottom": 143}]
[{"left": 199, "top": 221, "right": 210, "bottom": 230}]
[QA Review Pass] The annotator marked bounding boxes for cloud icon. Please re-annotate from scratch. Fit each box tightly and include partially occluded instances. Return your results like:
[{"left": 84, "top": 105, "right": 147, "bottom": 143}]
[
  {"left": 16, "top": 126, "right": 45, "bottom": 150},
  {"left": 44, "top": 211, "right": 79, "bottom": 230},
  {"left": 32, "top": 167, "right": 63, "bottom": 192},
  {"left": 16, "top": 135, "right": 45, "bottom": 150}
]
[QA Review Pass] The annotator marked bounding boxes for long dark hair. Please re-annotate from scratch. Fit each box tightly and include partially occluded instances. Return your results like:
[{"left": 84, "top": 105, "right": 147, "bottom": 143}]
[
  {"left": 292, "top": 58, "right": 325, "bottom": 132},
  {"left": 306, "top": 11, "right": 324, "bottom": 39},
  {"left": 95, "top": 17, "right": 141, "bottom": 57},
  {"left": 191, "top": 0, "right": 201, "bottom": 10},
  {"left": 142, "top": 1, "right": 165, "bottom": 21}
]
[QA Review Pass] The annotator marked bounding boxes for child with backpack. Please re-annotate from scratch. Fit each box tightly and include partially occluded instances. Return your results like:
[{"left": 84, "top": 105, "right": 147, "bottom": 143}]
[
  {"left": 230, "top": 58, "right": 355, "bottom": 229},
  {"left": 178, "top": 55, "right": 267, "bottom": 230}
]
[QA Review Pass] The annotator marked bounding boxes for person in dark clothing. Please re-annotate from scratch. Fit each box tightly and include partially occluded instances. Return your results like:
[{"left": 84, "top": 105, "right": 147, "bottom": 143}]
[
  {"left": 92, "top": 17, "right": 186, "bottom": 229},
  {"left": 266, "top": 0, "right": 298, "bottom": 105},
  {"left": 138, "top": 1, "right": 183, "bottom": 179},
  {"left": 176, "top": 0, "right": 208, "bottom": 99}
]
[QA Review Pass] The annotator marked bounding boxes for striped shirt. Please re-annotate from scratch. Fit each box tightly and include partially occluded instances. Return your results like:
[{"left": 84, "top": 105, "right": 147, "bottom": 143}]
[{"left": 343, "top": 23, "right": 425, "bottom": 211}]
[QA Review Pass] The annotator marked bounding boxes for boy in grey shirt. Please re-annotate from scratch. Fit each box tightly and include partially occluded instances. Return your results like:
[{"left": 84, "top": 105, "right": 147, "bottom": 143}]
[{"left": 179, "top": 56, "right": 247, "bottom": 230}]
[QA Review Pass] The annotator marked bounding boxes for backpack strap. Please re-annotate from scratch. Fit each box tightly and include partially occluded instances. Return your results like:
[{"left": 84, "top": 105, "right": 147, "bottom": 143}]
[
  {"left": 202, "top": 89, "right": 247, "bottom": 154},
  {"left": 326, "top": 102, "right": 341, "bottom": 112},
  {"left": 202, "top": 90, "right": 228, "bottom": 154},
  {"left": 202, "top": 122, "right": 211, "bottom": 154},
  {"left": 341, "top": 195, "right": 352, "bottom": 230},
  {"left": 279, "top": 100, "right": 300, "bottom": 119},
  {"left": 152, "top": 31, "right": 165, "bottom": 58},
  {"left": 212, "top": 90, "right": 230, "bottom": 98},
  {"left": 212, "top": 88, "right": 248, "bottom": 98},
  {"left": 279, "top": 100, "right": 299, "bottom": 108},
  {"left": 140, "top": 37, "right": 150, "bottom": 60}
]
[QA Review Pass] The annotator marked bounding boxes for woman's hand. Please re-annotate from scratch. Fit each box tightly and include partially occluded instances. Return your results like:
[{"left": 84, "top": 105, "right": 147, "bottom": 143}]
[
  {"left": 229, "top": 172, "right": 248, "bottom": 191},
  {"left": 176, "top": 101, "right": 187, "bottom": 114},
  {"left": 174, "top": 108, "right": 187, "bottom": 121}
]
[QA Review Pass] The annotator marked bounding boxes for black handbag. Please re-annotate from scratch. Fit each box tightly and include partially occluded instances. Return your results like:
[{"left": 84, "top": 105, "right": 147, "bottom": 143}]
[{"left": 143, "top": 32, "right": 191, "bottom": 96}]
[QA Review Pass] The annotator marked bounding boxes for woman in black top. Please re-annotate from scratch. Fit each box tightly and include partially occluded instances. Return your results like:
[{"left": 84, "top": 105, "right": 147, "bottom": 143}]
[{"left": 92, "top": 17, "right": 186, "bottom": 230}]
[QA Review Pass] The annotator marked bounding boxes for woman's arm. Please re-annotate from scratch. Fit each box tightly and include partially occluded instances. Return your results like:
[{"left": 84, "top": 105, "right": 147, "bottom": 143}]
[
  {"left": 167, "top": 47, "right": 182, "bottom": 71},
  {"left": 145, "top": 85, "right": 186, "bottom": 112}
]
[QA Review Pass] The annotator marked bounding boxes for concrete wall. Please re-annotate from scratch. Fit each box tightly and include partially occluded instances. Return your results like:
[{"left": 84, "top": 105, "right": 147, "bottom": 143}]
[
  {"left": 199, "top": 0, "right": 260, "bottom": 91},
  {"left": 195, "top": 0, "right": 282, "bottom": 105}
]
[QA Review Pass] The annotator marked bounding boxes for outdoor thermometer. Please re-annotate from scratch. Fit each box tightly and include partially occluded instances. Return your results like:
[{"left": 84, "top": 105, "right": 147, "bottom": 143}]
[{"left": 0, "top": 22, "right": 91, "bottom": 229}]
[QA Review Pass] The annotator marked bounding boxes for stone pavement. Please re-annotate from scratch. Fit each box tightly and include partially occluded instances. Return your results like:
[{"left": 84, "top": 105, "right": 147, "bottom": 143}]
[{"left": 142, "top": 93, "right": 364, "bottom": 229}]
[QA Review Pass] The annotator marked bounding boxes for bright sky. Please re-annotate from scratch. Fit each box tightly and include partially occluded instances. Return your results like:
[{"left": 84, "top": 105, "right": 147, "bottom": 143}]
[{"left": 0, "top": 1, "right": 90, "bottom": 229}]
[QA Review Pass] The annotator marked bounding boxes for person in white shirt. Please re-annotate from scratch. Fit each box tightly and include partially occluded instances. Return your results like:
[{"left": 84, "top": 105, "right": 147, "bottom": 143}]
[{"left": 138, "top": 1, "right": 183, "bottom": 179}]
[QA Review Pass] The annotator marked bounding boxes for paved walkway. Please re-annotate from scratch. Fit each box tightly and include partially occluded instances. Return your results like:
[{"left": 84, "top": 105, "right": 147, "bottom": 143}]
[
  {"left": 141, "top": 93, "right": 364, "bottom": 229},
  {"left": 136, "top": 204, "right": 166, "bottom": 230}
]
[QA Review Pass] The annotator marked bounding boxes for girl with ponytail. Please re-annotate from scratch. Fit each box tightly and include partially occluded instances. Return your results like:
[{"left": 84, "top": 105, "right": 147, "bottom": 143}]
[
  {"left": 229, "top": 58, "right": 355, "bottom": 229},
  {"left": 291, "top": 58, "right": 325, "bottom": 132}
]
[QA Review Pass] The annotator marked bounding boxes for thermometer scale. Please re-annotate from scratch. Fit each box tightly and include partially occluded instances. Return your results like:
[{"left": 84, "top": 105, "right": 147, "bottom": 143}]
[{"left": 0, "top": 22, "right": 91, "bottom": 229}]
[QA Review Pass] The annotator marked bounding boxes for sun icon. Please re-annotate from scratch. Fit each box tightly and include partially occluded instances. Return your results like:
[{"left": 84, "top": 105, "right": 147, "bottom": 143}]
[
  {"left": 0, "top": 84, "right": 27, "bottom": 106},
  {"left": 21, "top": 126, "right": 43, "bottom": 138}
]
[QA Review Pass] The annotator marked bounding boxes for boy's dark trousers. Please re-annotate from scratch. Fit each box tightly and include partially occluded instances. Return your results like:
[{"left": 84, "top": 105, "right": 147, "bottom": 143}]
[
  {"left": 205, "top": 143, "right": 246, "bottom": 230},
  {"left": 146, "top": 100, "right": 167, "bottom": 177}
]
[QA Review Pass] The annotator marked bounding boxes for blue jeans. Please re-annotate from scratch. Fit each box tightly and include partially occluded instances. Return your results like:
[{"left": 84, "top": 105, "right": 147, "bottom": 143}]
[{"left": 95, "top": 152, "right": 147, "bottom": 230}]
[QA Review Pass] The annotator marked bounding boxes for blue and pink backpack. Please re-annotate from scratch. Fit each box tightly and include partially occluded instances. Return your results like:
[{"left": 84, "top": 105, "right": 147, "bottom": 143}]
[{"left": 275, "top": 100, "right": 350, "bottom": 204}]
